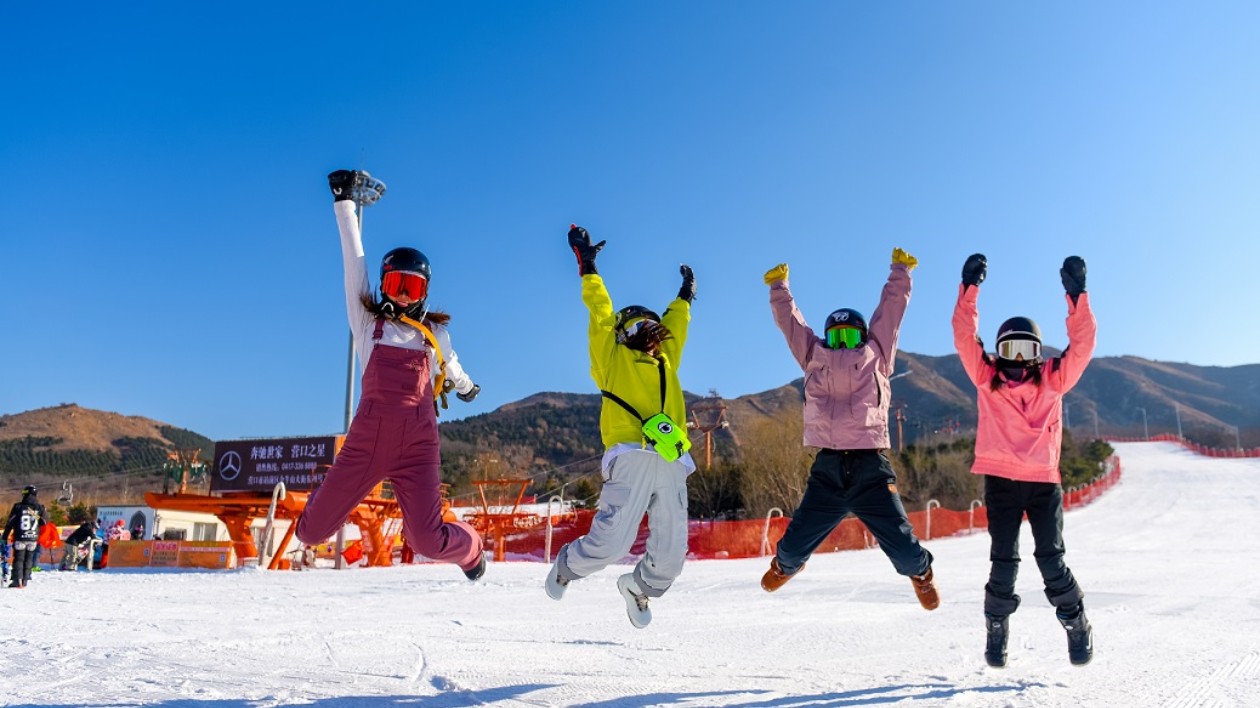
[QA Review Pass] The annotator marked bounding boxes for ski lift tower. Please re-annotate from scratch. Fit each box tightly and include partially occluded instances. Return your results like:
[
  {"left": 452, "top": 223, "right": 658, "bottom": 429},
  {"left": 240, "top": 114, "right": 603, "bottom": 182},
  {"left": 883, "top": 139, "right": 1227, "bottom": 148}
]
[
  {"left": 466, "top": 478, "right": 537, "bottom": 562},
  {"left": 687, "top": 389, "right": 730, "bottom": 470}
]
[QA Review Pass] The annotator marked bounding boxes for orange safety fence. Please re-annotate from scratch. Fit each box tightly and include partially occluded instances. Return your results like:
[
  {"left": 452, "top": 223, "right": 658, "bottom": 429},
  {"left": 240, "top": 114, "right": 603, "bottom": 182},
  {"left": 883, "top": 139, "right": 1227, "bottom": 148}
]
[
  {"left": 471, "top": 455, "right": 1124, "bottom": 562},
  {"left": 1107, "top": 433, "right": 1260, "bottom": 458}
]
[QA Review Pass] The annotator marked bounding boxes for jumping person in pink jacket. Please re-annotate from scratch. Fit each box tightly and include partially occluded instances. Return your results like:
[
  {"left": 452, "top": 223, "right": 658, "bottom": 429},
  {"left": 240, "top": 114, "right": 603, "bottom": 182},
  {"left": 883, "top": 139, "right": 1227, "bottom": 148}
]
[
  {"left": 952, "top": 253, "right": 1096, "bottom": 668},
  {"left": 759, "top": 250, "right": 939, "bottom": 611},
  {"left": 294, "top": 170, "right": 486, "bottom": 581}
]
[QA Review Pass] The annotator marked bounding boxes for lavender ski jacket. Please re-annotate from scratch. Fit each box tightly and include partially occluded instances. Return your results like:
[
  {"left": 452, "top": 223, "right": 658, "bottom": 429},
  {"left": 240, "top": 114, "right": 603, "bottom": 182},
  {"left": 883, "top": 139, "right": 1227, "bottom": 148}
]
[
  {"left": 952, "top": 285, "right": 1097, "bottom": 483},
  {"left": 769, "top": 263, "right": 911, "bottom": 450}
]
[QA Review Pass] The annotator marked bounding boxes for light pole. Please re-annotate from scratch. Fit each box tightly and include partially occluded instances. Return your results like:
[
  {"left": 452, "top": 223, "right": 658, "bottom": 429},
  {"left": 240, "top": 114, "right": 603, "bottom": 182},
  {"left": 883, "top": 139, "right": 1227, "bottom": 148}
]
[
  {"left": 1064, "top": 402, "right": 1071, "bottom": 429},
  {"left": 1232, "top": 425, "right": 1242, "bottom": 451},
  {"left": 1175, "top": 403, "right": 1183, "bottom": 439},
  {"left": 1093, "top": 409, "right": 1100, "bottom": 440},
  {"left": 890, "top": 370, "right": 912, "bottom": 451},
  {"left": 1137, "top": 407, "right": 1148, "bottom": 440}
]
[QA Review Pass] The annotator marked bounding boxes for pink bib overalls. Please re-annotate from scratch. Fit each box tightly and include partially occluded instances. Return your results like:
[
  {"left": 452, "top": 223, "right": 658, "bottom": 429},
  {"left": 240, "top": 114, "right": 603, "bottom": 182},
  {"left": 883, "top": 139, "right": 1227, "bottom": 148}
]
[{"left": 296, "top": 318, "right": 482, "bottom": 570}]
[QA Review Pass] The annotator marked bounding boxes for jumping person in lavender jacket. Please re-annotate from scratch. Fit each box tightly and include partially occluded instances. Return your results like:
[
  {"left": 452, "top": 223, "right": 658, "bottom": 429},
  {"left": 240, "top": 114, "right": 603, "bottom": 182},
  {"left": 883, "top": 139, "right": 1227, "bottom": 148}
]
[
  {"left": 953, "top": 253, "right": 1097, "bottom": 668},
  {"left": 759, "top": 249, "right": 938, "bottom": 611}
]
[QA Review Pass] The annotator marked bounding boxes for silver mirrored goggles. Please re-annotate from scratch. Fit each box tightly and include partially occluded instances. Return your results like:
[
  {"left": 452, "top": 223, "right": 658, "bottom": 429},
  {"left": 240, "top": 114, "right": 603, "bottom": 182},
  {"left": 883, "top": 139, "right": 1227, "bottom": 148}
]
[{"left": 997, "top": 339, "right": 1041, "bottom": 361}]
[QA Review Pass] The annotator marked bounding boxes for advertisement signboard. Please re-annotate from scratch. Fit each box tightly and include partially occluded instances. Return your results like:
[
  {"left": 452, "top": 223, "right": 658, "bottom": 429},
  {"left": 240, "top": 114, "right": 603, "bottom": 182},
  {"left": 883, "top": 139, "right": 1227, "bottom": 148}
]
[
  {"left": 108, "top": 540, "right": 237, "bottom": 570},
  {"left": 211, "top": 436, "right": 344, "bottom": 493}
]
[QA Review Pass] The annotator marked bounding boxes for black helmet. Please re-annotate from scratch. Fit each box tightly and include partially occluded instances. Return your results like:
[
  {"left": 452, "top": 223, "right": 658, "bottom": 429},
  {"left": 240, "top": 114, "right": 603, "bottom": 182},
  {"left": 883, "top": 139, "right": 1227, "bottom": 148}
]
[
  {"left": 615, "top": 305, "right": 660, "bottom": 331},
  {"left": 379, "top": 247, "right": 431, "bottom": 282},
  {"left": 614, "top": 306, "right": 661, "bottom": 345},
  {"left": 824, "top": 308, "right": 868, "bottom": 347},
  {"left": 379, "top": 247, "right": 431, "bottom": 318},
  {"left": 996, "top": 316, "right": 1042, "bottom": 361},
  {"left": 22, "top": 485, "right": 36, "bottom": 496}
]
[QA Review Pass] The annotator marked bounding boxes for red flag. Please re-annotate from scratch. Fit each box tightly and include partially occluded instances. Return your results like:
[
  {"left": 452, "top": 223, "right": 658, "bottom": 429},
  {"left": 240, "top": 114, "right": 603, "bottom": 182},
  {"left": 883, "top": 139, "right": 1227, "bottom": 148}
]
[
  {"left": 39, "top": 523, "right": 62, "bottom": 548},
  {"left": 341, "top": 540, "right": 364, "bottom": 565}
]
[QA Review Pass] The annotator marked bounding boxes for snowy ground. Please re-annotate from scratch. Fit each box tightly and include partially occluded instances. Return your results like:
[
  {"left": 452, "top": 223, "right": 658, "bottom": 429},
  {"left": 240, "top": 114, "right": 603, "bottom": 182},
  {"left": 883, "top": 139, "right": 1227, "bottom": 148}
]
[{"left": 3, "top": 442, "right": 1258, "bottom": 707}]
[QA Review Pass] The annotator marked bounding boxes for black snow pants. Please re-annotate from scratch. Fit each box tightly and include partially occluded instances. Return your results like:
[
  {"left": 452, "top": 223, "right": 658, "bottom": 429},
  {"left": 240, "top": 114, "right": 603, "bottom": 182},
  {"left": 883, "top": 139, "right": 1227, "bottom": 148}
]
[
  {"left": 775, "top": 449, "right": 932, "bottom": 577},
  {"left": 983, "top": 474, "right": 1084, "bottom": 616},
  {"left": 10, "top": 541, "right": 37, "bottom": 588}
]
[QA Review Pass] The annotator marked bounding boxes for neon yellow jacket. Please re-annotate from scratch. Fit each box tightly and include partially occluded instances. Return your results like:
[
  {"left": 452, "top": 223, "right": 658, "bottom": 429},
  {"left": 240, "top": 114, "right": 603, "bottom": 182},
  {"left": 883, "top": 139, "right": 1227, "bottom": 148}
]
[{"left": 582, "top": 274, "right": 690, "bottom": 449}]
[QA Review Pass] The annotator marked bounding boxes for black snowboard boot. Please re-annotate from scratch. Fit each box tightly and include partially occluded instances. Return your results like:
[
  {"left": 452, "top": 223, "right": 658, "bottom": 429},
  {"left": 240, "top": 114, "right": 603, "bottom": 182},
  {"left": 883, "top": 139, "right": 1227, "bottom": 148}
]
[
  {"left": 984, "top": 614, "right": 1009, "bottom": 667},
  {"left": 1057, "top": 604, "right": 1093, "bottom": 666},
  {"left": 462, "top": 553, "right": 487, "bottom": 581}
]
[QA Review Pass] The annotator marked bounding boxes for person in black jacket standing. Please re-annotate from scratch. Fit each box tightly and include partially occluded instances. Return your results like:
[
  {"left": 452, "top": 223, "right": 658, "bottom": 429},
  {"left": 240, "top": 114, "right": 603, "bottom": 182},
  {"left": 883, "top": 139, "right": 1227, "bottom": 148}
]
[{"left": 4, "top": 486, "right": 47, "bottom": 588}]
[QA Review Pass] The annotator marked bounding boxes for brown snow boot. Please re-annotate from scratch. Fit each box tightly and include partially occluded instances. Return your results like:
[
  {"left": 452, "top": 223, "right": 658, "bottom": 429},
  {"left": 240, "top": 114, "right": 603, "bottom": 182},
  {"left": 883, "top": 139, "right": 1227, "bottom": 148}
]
[
  {"left": 760, "top": 557, "right": 802, "bottom": 592},
  {"left": 911, "top": 567, "right": 940, "bottom": 610}
]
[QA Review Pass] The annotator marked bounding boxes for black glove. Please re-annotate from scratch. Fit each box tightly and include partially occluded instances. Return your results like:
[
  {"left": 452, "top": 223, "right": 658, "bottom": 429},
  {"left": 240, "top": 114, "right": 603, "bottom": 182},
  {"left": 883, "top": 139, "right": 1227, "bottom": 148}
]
[
  {"left": 677, "top": 264, "right": 696, "bottom": 303},
  {"left": 567, "top": 224, "right": 606, "bottom": 276},
  {"left": 962, "top": 253, "right": 987, "bottom": 287},
  {"left": 328, "top": 170, "right": 358, "bottom": 202},
  {"left": 1060, "top": 256, "right": 1086, "bottom": 303},
  {"left": 456, "top": 383, "right": 480, "bottom": 403}
]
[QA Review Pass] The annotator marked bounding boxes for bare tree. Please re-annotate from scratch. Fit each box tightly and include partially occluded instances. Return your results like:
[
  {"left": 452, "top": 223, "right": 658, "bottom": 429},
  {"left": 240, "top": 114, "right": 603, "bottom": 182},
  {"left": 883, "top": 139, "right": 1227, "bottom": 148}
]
[{"left": 737, "top": 410, "right": 816, "bottom": 517}]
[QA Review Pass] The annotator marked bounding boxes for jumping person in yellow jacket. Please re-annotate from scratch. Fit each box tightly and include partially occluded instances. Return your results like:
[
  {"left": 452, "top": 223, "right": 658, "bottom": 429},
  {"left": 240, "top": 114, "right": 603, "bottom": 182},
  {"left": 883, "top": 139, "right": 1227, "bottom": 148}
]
[{"left": 545, "top": 224, "right": 696, "bottom": 629}]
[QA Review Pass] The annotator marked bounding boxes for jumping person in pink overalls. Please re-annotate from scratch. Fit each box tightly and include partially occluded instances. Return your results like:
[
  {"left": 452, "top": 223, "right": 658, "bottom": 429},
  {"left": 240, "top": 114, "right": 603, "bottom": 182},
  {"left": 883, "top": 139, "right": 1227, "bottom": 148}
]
[
  {"left": 295, "top": 169, "right": 486, "bottom": 580},
  {"left": 953, "top": 253, "right": 1097, "bottom": 667}
]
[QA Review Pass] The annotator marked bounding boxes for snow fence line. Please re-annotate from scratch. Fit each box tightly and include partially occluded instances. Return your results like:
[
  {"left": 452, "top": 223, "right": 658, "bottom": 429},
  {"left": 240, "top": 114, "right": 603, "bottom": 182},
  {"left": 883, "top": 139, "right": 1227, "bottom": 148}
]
[
  {"left": 486, "top": 455, "right": 1125, "bottom": 563},
  {"left": 1106, "top": 433, "right": 1260, "bottom": 459}
]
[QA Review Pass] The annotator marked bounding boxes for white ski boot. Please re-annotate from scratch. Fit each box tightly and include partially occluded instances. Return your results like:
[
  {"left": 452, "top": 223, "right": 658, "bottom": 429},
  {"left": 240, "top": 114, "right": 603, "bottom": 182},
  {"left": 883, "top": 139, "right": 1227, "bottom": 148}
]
[
  {"left": 616, "top": 574, "right": 652, "bottom": 629},
  {"left": 545, "top": 564, "right": 570, "bottom": 600}
]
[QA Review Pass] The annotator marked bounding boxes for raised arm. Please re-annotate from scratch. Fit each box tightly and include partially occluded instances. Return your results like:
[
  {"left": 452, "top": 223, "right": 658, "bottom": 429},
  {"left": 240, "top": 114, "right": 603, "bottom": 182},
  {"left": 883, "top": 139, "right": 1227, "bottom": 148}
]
[
  {"left": 659, "top": 265, "right": 694, "bottom": 367},
  {"left": 329, "top": 170, "right": 374, "bottom": 338},
  {"left": 765, "top": 264, "right": 818, "bottom": 370},
  {"left": 570, "top": 225, "right": 617, "bottom": 384},
  {"left": 865, "top": 248, "right": 916, "bottom": 371},
  {"left": 1051, "top": 256, "right": 1096, "bottom": 391},
  {"left": 951, "top": 253, "right": 992, "bottom": 387}
]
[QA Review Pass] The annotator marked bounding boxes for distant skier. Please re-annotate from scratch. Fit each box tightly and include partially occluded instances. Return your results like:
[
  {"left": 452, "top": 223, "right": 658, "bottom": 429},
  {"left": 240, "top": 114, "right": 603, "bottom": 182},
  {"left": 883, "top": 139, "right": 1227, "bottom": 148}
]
[
  {"left": 952, "top": 253, "right": 1097, "bottom": 667},
  {"left": 545, "top": 224, "right": 696, "bottom": 629},
  {"left": 106, "top": 519, "right": 131, "bottom": 542},
  {"left": 294, "top": 170, "right": 485, "bottom": 580},
  {"left": 61, "top": 520, "right": 100, "bottom": 570},
  {"left": 4, "top": 485, "right": 47, "bottom": 588},
  {"left": 758, "top": 251, "right": 939, "bottom": 611}
]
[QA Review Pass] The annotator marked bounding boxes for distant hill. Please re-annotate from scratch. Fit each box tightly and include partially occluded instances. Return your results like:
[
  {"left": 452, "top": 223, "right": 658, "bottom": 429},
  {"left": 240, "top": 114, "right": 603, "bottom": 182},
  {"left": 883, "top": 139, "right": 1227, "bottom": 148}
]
[
  {"left": 3, "top": 354, "right": 1255, "bottom": 505},
  {"left": 0, "top": 403, "right": 214, "bottom": 502}
]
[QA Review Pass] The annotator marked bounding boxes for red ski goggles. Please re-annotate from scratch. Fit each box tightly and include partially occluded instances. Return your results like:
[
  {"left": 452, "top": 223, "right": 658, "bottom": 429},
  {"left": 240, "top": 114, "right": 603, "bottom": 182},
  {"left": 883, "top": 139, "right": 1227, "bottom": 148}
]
[{"left": 381, "top": 271, "right": 428, "bottom": 301}]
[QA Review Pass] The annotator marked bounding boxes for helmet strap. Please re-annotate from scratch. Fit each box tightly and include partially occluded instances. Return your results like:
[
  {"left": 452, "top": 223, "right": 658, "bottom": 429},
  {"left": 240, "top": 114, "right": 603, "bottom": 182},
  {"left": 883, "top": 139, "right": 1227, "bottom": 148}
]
[{"left": 404, "top": 301, "right": 428, "bottom": 321}]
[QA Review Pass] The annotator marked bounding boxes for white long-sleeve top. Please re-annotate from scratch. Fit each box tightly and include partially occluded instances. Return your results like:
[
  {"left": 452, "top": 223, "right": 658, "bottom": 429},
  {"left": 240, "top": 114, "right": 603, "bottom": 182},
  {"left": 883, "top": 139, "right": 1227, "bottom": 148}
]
[{"left": 334, "top": 200, "right": 475, "bottom": 395}]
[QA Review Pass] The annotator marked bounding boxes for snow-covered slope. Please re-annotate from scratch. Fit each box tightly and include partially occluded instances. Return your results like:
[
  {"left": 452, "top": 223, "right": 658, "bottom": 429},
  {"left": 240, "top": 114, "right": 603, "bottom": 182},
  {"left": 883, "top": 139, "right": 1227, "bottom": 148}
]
[{"left": 3, "top": 442, "right": 1257, "bottom": 707}]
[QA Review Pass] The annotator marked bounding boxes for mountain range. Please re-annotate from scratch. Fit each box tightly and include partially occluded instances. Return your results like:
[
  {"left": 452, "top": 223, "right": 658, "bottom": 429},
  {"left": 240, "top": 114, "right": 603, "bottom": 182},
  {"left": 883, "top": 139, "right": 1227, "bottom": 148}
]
[{"left": 2, "top": 352, "right": 1255, "bottom": 504}]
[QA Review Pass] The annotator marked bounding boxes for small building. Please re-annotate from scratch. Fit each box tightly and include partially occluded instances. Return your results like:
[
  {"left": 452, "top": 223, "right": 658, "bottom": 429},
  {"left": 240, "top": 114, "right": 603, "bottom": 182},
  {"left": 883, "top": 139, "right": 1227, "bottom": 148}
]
[{"left": 95, "top": 505, "right": 227, "bottom": 542}]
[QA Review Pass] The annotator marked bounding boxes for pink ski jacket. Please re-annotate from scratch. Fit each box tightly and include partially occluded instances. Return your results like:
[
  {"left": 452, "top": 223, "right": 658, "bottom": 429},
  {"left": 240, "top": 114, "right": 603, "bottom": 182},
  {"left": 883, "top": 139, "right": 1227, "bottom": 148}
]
[
  {"left": 770, "top": 264, "right": 911, "bottom": 450},
  {"left": 952, "top": 285, "right": 1097, "bottom": 483}
]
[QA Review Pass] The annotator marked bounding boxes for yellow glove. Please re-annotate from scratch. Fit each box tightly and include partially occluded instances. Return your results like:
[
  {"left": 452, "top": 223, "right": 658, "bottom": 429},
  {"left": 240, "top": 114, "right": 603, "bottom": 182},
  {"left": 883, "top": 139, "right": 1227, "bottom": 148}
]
[
  {"left": 892, "top": 247, "right": 918, "bottom": 270},
  {"left": 764, "top": 263, "right": 789, "bottom": 285}
]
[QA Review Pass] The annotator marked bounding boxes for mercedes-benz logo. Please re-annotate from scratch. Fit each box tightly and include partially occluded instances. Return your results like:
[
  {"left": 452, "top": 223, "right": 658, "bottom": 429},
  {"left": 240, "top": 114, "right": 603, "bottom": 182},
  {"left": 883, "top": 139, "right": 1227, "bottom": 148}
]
[{"left": 218, "top": 451, "right": 242, "bottom": 481}]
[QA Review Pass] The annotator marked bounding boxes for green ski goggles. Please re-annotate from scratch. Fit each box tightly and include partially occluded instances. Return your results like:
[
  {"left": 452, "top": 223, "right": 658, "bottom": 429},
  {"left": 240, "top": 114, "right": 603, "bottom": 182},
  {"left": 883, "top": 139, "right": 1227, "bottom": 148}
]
[{"left": 826, "top": 325, "right": 863, "bottom": 350}]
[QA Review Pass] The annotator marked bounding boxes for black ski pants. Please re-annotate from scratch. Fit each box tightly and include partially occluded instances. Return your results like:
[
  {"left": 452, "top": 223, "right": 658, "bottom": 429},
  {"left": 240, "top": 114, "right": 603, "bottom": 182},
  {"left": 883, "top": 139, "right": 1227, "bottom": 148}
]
[
  {"left": 10, "top": 541, "right": 37, "bottom": 588},
  {"left": 983, "top": 475, "right": 1084, "bottom": 617},
  {"left": 775, "top": 449, "right": 932, "bottom": 577}
]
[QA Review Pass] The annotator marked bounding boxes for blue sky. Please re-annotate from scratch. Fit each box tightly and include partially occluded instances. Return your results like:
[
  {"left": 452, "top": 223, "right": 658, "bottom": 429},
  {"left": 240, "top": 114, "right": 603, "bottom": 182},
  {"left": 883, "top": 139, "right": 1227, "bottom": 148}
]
[{"left": 3, "top": 2, "right": 1257, "bottom": 441}]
